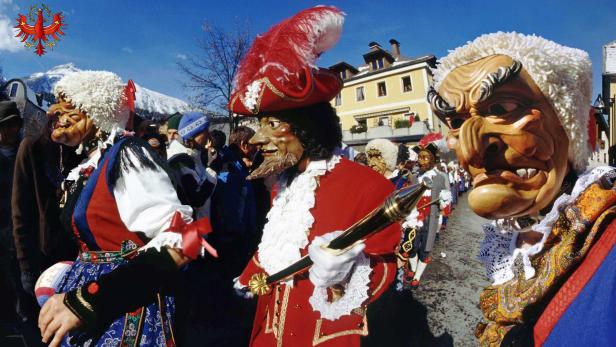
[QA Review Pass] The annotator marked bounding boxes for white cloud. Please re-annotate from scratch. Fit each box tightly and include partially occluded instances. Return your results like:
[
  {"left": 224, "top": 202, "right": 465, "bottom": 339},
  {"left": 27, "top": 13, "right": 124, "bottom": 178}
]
[
  {"left": 176, "top": 53, "right": 187, "bottom": 60},
  {"left": 0, "top": 0, "right": 16, "bottom": 11},
  {"left": 122, "top": 47, "right": 133, "bottom": 54},
  {"left": 0, "top": 15, "right": 24, "bottom": 53}
]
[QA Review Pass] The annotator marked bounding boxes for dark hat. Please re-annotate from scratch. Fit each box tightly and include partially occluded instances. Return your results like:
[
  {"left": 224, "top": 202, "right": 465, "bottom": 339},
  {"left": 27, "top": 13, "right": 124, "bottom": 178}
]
[
  {"left": 412, "top": 143, "right": 439, "bottom": 158},
  {"left": 0, "top": 101, "right": 21, "bottom": 126},
  {"left": 167, "top": 113, "right": 182, "bottom": 130}
]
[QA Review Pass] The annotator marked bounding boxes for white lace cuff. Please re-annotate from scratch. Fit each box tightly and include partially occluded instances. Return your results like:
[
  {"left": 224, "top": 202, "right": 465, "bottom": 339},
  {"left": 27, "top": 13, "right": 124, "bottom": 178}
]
[
  {"left": 140, "top": 231, "right": 205, "bottom": 257},
  {"left": 439, "top": 190, "right": 452, "bottom": 208},
  {"left": 308, "top": 252, "right": 371, "bottom": 321}
]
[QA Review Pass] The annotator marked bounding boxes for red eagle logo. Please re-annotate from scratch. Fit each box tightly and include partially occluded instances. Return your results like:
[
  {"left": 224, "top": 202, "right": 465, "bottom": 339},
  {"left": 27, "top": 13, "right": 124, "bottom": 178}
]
[{"left": 14, "top": 4, "right": 66, "bottom": 56}]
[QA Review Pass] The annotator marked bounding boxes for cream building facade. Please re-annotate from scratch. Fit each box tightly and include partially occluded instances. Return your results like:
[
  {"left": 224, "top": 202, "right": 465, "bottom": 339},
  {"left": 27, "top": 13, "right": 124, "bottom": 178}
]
[
  {"left": 329, "top": 40, "right": 444, "bottom": 148},
  {"left": 602, "top": 40, "right": 616, "bottom": 165}
]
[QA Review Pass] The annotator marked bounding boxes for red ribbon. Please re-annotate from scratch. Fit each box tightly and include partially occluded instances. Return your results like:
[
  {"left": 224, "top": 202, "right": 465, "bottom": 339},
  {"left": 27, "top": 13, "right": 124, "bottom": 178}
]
[
  {"left": 79, "top": 166, "right": 95, "bottom": 178},
  {"left": 166, "top": 211, "right": 218, "bottom": 260}
]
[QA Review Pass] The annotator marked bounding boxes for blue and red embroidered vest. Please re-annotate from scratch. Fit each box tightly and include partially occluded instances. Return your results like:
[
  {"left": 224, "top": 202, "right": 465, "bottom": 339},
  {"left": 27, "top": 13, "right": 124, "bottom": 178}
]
[{"left": 71, "top": 138, "right": 145, "bottom": 252}]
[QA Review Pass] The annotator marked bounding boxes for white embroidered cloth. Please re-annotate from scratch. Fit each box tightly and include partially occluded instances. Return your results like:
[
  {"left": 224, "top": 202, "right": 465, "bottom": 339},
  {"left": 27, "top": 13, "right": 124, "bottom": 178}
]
[{"left": 478, "top": 166, "right": 616, "bottom": 285}]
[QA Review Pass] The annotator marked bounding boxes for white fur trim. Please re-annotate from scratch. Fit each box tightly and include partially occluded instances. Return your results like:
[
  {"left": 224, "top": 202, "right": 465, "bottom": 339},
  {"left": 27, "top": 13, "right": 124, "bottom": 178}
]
[
  {"left": 243, "top": 80, "right": 262, "bottom": 112},
  {"left": 54, "top": 71, "right": 129, "bottom": 133},
  {"left": 365, "top": 138, "right": 398, "bottom": 171},
  {"left": 433, "top": 32, "right": 592, "bottom": 172}
]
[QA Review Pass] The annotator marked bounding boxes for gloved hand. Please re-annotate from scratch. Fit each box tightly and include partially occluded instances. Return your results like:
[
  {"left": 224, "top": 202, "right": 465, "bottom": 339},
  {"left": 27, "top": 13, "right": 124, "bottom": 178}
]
[
  {"left": 232, "top": 276, "right": 254, "bottom": 299},
  {"left": 308, "top": 231, "right": 365, "bottom": 288}
]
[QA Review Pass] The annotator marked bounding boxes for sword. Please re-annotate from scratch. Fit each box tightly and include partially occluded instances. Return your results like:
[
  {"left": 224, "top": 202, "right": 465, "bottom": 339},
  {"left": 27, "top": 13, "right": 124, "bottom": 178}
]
[{"left": 248, "top": 180, "right": 431, "bottom": 295}]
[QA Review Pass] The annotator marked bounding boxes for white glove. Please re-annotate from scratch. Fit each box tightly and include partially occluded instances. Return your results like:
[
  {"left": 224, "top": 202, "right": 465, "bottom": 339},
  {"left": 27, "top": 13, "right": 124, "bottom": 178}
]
[
  {"left": 232, "top": 276, "right": 254, "bottom": 299},
  {"left": 308, "top": 231, "right": 366, "bottom": 288}
]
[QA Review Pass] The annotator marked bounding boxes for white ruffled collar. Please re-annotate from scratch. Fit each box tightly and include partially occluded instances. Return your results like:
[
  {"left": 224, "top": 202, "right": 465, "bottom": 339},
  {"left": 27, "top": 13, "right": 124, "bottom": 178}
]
[
  {"left": 478, "top": 166, "right": 616, "bottom": 285},
  {"left": 258, "top": 155, "right": 341, "bottom": 285}
]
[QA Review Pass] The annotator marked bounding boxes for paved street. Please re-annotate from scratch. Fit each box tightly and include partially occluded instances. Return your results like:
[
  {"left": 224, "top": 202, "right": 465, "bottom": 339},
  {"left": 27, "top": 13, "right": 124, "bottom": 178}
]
[
  {"left": 363, "top": 192, "right": 490, "bottom": 347},
  {"left": 412, "top": 194, "right": 490, "bottom": 346}
]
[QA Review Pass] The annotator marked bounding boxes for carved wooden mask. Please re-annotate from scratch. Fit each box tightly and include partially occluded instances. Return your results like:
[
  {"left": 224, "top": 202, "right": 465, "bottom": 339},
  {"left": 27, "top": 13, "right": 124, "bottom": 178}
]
[{"left": 432, "top": 55, "right": 569, "bottom": 219}]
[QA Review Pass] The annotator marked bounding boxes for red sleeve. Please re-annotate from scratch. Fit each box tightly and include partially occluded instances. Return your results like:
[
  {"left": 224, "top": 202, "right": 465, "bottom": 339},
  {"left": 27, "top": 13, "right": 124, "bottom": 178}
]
[
  {"left": 354, "top": 176, "right": 401, "bottom": 304},
  {"left": 366, "top": 254, "right": 396, "bottom": 304},
  {"left": 358, "top": 180, "right": 401, "bottom": 256},
  {"left": 238, "top": 251, "right": 264, "bottom": 286}
]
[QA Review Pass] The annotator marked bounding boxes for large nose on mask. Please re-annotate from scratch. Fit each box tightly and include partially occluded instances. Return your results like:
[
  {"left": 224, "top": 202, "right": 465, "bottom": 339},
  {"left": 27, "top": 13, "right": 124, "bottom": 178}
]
[
  {"left": 458, "top": 116, "right": 500, "bottom": 169},
  {"left": 249, "top": 128, "right": 268, "bottom": 146},
  {"left": 47, "top": 104, "right": 62, "bottom": 119}
]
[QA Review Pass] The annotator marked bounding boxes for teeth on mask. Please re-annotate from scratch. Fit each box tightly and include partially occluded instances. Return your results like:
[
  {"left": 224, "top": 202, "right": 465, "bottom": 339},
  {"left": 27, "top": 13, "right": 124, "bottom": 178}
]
[
  {"left": 516, "top": 168, "right": 527, "bottom": 178},
  {"left": 527, "top": 168, "right": 537, "bottom": 178}
]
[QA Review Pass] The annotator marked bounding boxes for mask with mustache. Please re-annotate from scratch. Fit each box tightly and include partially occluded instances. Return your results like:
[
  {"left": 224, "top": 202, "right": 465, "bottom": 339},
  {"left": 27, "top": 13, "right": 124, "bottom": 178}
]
[{"left": 247, "top": 116, "right": 304, "bottom": 180}]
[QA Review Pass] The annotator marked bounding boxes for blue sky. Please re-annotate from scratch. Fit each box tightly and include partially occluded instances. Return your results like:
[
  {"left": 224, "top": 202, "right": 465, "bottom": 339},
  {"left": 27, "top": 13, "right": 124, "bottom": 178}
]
[{"left": 1, "top": 0, "right": 615, "bottom": 102}]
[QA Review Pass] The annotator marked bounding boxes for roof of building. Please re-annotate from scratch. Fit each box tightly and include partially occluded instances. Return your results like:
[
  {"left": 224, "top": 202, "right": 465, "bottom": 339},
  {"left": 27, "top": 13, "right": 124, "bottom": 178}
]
[
  {"left": 329, "top": 61, "right": 360, "bottom": 74},
  {"left": 2, "top": 78, "right": 49, "bottom": 111},
  {"left": 343, "top": 55, "right": 436, "bottom": 83},
  {"left": 362, "top": 46, "right": 395, "bottom": 64}
]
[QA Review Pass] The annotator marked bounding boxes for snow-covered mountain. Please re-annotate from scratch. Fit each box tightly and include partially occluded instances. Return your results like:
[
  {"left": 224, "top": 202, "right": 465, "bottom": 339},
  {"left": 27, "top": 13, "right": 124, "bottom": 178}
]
[{"left": 23, "top": 63, "right": 189, "bottom": 119}]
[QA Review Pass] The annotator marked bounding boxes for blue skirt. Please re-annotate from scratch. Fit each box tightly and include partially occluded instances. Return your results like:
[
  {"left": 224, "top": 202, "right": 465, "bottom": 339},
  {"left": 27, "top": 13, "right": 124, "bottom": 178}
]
[{"left": 57, "top": 248, "right": 176, "bottom": 347}]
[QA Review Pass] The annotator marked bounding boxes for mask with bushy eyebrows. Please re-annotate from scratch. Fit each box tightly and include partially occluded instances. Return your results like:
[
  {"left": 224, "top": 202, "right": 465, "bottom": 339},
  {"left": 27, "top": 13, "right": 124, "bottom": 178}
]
[{"left": 432, "top": 54, "right": 570, "bottom": 219}]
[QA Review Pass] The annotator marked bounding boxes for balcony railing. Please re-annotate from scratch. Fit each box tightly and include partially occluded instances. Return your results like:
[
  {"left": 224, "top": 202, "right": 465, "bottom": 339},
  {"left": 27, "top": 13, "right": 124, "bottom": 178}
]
[{"left": 342, "top": 121, "right": 429, "bottom": 143}]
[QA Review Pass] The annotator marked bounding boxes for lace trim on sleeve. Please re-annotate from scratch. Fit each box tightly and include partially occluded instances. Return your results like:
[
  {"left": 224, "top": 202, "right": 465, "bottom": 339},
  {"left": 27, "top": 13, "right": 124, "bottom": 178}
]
[
  {"left": 139, "top": 231, "right": 205, "bottom": 257},
  {"left": 308, "top": 252, "right": 371, "bottom": 321}
]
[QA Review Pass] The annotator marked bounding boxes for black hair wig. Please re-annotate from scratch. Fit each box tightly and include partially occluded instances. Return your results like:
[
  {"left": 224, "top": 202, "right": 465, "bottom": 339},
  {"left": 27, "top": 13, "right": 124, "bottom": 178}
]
[{"left": 272, "top": 102, "right": 342, "bottom": 161}]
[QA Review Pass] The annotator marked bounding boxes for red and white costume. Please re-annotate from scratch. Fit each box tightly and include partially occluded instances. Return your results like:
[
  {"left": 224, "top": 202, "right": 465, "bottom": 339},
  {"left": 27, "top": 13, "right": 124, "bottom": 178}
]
[
  {"left": 237, "top": 157, "right": 399, "bottom": 346},
  {"left": 228, "top": 7, "right": 401, "bottom": 345}
]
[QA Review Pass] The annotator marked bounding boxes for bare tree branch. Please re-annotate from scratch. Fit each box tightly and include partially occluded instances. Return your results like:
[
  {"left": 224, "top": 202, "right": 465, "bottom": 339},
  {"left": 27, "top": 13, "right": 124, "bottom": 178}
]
[{"left": 178, "top": 20, "right": 251, "bottom": 129}]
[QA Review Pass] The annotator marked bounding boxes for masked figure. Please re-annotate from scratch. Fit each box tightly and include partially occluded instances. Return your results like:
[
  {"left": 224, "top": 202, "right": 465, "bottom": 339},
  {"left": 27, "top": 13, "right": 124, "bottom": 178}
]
[
  {"left": 365, "top": 138, "right": 400, "bottom": 181},
  {"left": 229, "top": 7, "right": 400, "bottom": 346},
  {"left": 430, "top": 32, "right": 616, "bottom": 346},
  {"left": 395, "top": 138, "right": 451, "bottom": 290},
  {"left": 38, "top": 71, "right": 211, "bottom": 347}
]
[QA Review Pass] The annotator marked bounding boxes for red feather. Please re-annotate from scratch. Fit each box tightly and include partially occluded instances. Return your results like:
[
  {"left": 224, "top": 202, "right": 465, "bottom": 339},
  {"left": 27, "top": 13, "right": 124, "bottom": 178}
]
[
  {"left": 233, "top": 6, "right": 344, "bottom": 95},
  {"left": 588, "top": 107, "right": 597, "bottom": 152},
  {"left": 419, "top": 132, "right": 443, "bottom": 147}
]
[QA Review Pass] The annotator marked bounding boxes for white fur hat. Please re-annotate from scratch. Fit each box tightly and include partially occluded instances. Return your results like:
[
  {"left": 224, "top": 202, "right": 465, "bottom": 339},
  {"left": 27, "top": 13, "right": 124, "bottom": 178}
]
[
  {"left": 365, "top": 138, "right": 398, "bottom": 171},
  {"left": 54, "top": 71, "right": 129, "bottom": 133},
  {"left": 433, "top": 32, "right": 592, "bottom": 172}
]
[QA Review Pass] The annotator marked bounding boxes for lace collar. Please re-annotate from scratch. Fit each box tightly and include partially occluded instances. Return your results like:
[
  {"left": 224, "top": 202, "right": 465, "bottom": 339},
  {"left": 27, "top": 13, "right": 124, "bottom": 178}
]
[
  {"left": 258, "top": 155, "right": 341, "bottom": 284},
  {"left": 478, "top": 166, "right": 616, "bottom": 285}
]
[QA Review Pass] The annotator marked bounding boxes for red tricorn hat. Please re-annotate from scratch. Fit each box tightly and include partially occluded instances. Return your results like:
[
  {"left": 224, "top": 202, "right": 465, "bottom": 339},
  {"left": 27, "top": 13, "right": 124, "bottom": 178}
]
[
  {"left": 412, "top": 132, "right": 447, "bottom": 158},
  {"left": 228, "top": 6, "right": 344, "bottom": 116}
]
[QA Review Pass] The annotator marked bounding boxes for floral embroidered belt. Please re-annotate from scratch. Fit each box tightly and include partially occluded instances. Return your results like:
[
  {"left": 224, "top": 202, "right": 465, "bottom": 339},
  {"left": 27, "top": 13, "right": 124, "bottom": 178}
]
[{"left": 78, "top": 240, "right": 139, "bottom": 263}]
